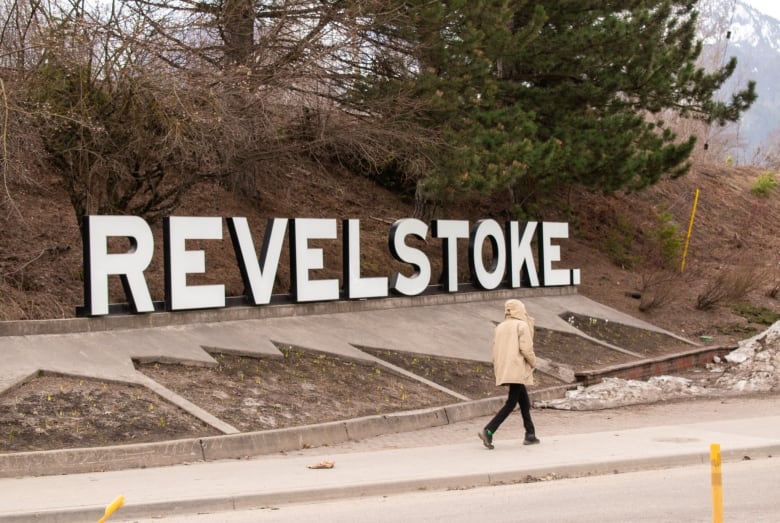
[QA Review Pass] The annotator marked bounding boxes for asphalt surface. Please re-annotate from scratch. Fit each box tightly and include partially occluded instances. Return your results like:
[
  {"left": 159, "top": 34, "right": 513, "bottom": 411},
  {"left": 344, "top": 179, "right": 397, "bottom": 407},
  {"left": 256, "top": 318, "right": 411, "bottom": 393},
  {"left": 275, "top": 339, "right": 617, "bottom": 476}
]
[{"left": 1, "top": 410, "right": 779, "bottom": 522}]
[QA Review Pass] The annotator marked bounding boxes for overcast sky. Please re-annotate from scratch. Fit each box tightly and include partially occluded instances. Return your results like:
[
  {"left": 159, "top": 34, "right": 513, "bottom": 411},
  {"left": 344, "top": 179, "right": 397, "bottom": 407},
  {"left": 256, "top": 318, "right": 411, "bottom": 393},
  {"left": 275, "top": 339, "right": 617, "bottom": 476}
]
[{"left": 743, "top": 0, "right": 780, "bottom": 21}]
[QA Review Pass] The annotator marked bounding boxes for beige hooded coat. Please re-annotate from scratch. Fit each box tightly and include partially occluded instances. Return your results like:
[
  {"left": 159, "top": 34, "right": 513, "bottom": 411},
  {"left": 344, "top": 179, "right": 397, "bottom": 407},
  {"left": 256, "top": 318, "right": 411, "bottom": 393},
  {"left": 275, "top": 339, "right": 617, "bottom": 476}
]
[{"left": 492, "top": 299, "right": 536, "bottom": 386}]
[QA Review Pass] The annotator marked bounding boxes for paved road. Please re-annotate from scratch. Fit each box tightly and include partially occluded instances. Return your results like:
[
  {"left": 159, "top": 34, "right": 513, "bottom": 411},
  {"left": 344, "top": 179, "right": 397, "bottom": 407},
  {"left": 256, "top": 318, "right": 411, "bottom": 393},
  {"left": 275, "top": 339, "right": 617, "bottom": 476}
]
[{"left": 126, "top": 458, "right": 780, "bottom": 523}]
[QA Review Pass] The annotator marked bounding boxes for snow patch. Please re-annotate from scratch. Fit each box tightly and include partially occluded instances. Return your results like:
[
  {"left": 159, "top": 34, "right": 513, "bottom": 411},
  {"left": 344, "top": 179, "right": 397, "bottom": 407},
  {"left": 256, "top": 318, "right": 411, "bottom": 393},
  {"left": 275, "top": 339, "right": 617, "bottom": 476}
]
[{"left": 537, "top": 321, "right": 780, "bottom": 411}]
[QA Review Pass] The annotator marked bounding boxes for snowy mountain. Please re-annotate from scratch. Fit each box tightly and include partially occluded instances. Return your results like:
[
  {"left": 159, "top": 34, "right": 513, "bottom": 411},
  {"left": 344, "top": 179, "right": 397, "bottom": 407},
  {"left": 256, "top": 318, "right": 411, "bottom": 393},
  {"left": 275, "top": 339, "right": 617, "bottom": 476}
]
[
  {"left": 699, "top": 0, "right": 780, "bottom": 50},
  {"left": 697, "top": 0, "right": 780, "bottom": 162}
]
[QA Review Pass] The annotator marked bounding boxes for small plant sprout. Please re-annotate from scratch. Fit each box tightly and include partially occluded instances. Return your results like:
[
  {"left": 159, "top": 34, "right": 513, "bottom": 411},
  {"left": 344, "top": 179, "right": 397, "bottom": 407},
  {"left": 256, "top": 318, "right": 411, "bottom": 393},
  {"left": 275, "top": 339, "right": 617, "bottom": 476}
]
[{"left": 751, "top": 171, "right": 778, "bottom": 197}]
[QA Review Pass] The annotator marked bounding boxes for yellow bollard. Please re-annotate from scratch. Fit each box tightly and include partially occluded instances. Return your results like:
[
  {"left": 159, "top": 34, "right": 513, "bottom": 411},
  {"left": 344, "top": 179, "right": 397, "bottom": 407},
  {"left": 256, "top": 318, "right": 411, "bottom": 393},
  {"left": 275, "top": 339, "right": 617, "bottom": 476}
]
[
  {"left": 97, "top": 495, "right": 125, "bottom": 523},
  {"left": 710, "top": 444, "right": 723, "bottom": 523},
  {"left": 680, "top": 188, "right": 700, "bottom": 273}
]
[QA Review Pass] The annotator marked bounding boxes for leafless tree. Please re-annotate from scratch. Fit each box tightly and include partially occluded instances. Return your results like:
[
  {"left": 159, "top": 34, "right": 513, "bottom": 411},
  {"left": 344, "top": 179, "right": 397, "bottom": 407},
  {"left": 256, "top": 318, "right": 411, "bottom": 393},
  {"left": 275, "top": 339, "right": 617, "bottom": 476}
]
[
  {"left": 119, "top": 0, "right": 436, "bottom": 195},
  {"left": 0, "top": 0, "right": 435, "bottom": 234}
]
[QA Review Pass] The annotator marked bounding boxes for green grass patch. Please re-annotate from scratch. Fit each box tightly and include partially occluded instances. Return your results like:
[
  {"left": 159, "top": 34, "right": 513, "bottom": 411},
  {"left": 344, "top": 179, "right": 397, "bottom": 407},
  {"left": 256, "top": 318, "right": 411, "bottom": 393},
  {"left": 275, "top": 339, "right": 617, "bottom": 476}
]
[
  {"left": 716, "top": 323, "right": 758, "bottom": 336},
  {"left": 751, "top": 171, "right": 778, "bottom": 197},
  {"left": 731, "top": 304, "right": 780, "bottom": 326}
]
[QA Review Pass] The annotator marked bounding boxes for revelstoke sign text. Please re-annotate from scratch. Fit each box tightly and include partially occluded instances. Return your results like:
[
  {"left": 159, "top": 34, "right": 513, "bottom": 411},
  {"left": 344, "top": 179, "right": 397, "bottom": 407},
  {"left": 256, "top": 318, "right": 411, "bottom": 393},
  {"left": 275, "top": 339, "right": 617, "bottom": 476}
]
[{"left": 81, "top": 216, "right": 581, "bottom": 316}]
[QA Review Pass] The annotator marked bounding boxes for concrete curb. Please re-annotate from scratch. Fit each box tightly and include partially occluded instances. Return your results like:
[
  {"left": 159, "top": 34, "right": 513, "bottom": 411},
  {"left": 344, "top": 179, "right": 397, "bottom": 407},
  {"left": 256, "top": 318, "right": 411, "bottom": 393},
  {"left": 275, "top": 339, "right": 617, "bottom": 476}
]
[
  {"left": 0, "top": 372, "right": 680, "bottom": 480},
  {"left": 0, "top": 438, "right": 205, "bottom": 479},
  {"left": 0, "top": 395, "right": 500, "bottom": 479},
  {"left": 0, "top": 384, "right": 576, "bottom": 479},
  {"left": 6, "top": 444, "right": 780, "bottom": 523}
]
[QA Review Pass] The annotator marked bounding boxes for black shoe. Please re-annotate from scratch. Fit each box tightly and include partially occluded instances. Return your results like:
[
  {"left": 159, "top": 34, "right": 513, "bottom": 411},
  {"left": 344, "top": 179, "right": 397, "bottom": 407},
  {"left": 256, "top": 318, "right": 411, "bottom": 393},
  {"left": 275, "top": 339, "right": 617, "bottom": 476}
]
[
  {"left": 478, "top": 429, "right": 494, "bottom": 449},
  {"left": 523, "top": 434, "right": 540, "bottom": 445}
]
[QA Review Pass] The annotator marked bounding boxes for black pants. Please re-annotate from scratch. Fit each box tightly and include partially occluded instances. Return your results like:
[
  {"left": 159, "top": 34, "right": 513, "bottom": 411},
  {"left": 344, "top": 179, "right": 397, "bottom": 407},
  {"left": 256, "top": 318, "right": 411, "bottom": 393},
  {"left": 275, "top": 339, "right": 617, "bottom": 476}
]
[{"left": 485, "top": 383, "right": 535, "bottom": 436}]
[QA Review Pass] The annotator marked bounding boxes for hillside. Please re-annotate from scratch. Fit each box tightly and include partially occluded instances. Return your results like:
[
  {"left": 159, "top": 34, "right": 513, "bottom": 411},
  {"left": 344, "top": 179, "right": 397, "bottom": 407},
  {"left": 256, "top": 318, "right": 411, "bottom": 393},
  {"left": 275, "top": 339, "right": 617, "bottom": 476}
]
[{"left": 1, "top": 161, "right": 779, "bottom": 347}]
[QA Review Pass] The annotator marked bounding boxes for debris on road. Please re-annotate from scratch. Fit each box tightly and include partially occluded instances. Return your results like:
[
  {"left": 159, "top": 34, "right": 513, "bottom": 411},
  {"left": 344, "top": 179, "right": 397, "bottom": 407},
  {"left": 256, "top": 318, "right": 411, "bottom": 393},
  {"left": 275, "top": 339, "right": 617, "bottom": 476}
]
[{"left": 307, "top": 460, "right": 335, "bottom": 469}]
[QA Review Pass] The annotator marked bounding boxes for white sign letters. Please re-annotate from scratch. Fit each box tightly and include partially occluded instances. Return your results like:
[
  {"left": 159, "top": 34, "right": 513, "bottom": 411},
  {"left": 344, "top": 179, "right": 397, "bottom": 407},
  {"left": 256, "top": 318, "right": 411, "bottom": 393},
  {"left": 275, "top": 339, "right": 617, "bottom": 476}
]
[{"left": 81, "top": 215, "right": 580, "bottom": 316}]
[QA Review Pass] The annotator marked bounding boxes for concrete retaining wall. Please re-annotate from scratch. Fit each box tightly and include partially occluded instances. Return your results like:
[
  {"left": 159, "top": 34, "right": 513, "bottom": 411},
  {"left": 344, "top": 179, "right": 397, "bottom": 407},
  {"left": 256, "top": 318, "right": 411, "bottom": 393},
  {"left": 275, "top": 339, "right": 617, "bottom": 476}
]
[
  {"left": 0, "top": 287, "right": 576, "bottom": 337},
  {"left": 575, "top": 345, "right": 736, "bottom": 386}
]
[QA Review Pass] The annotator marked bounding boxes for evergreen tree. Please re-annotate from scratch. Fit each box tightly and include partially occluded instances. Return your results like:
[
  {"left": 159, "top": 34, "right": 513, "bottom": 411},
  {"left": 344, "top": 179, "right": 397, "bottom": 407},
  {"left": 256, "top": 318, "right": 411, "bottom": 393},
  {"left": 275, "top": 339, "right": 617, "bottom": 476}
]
[
  {"left": 355, "top": 0, "right": 756, "bottom": 213},
  {"left": 500, "top": 0, "right": 755, "bottom": 198}
]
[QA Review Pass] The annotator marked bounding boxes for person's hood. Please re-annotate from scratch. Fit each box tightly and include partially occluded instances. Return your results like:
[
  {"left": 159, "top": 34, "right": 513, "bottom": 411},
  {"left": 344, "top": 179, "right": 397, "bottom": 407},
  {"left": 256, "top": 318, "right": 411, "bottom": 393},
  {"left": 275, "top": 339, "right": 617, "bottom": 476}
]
[
  {"left": 504, "top": 299, "right": 534, "bottom": 337},
  {"left": 504, "top": 299, "right": 527, "bottom": 321}
]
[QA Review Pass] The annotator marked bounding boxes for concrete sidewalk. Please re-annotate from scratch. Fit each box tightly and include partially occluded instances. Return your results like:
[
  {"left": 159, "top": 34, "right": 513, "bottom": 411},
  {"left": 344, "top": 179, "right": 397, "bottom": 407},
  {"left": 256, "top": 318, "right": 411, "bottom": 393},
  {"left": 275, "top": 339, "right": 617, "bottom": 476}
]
[{"left": 2, "top": 414, "right": 779, "bottom": 522}]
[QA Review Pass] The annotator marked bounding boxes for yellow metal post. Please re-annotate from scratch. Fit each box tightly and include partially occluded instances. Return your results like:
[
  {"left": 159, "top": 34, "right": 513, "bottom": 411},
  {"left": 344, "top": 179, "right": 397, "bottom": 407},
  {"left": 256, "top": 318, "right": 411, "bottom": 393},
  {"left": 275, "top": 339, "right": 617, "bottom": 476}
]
[
  {"left": 681, "top": 188, "right": 700, "bottom": 273},
  {"left": 710, "top": 443, "right": 723, "bottom": 523},
  {"left": 97, "top": 495, "right": 125, "bottom": 523}
]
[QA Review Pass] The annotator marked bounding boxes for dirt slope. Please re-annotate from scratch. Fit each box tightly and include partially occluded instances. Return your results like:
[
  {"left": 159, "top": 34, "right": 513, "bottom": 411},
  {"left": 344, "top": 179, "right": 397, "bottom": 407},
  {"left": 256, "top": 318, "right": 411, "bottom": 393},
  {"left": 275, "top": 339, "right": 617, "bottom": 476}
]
[{"left": 571, "top": 163, "right": 780, "bottom": 343}]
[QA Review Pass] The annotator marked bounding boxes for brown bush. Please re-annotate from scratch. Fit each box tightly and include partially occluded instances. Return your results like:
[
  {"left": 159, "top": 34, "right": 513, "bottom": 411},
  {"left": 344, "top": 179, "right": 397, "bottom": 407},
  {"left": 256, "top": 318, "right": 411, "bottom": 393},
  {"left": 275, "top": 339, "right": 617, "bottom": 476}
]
[{"left": 695, "top": 265, "right": 765, "bottom": 311}]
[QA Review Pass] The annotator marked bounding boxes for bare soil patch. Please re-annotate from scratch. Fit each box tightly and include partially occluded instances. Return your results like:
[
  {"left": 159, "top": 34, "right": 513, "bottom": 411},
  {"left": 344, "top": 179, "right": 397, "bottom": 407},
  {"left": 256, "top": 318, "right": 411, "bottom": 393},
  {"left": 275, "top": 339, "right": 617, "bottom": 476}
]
[
  {"left": 560, "top": 312, "right": 698, "bottom": 358},
  {"left": 0, "top": 375, "right": 219, "bottom": 453},
  {"left": 534, "top": 329, "right": 639, "bottom": 369},
  {"left": 137, "top": 349, "right": 458, "bottom": 434}
]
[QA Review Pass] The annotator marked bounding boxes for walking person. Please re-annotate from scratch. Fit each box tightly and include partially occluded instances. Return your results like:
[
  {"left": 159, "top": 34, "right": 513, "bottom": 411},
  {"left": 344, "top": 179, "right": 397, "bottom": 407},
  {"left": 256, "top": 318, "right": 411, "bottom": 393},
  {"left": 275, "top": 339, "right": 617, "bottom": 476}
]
[{"left": 479, "top": 299, "right": 540, "bottom": 449}]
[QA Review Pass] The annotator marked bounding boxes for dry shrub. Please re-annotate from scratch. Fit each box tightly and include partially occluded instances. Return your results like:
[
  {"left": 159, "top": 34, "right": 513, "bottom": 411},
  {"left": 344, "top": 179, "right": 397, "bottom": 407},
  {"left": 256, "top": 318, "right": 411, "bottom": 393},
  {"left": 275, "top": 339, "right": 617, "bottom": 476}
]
[
  {"left": 0, "top": 284, "right": 66, "bottom": 320},
  {"left": 695, "top": 265, "right": 765, "bottom": 311},
  {"left": 630, "top": 208, "right": 687, "bottom": 312},
  {"left": 764, "top": 260, "right": 780, "bottom": 299},
  {"left": 637, "top": 269, "right": 684, "bottom": 312},
  {"left": 767, "top": 280, "right": 780, "bottom": 299}
]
